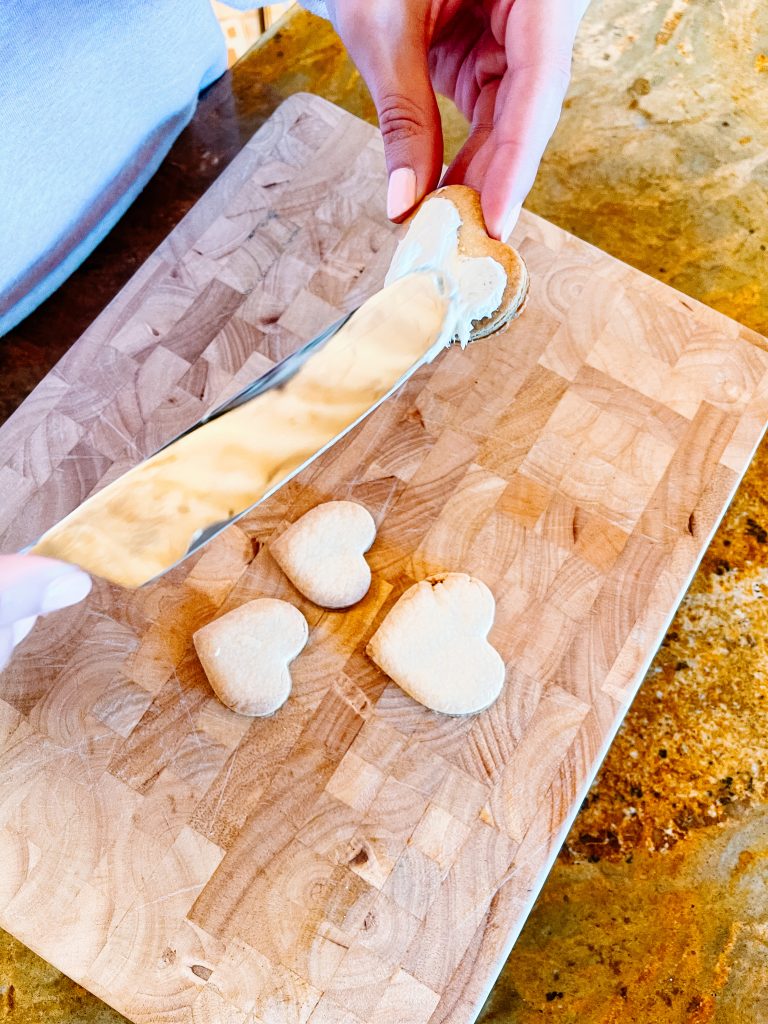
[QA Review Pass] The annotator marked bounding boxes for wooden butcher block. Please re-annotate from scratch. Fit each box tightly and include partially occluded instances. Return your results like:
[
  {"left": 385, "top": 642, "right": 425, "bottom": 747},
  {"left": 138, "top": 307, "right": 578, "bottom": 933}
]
[{"left": 1, "top": 93, "right": 768, "bottom": 1024}]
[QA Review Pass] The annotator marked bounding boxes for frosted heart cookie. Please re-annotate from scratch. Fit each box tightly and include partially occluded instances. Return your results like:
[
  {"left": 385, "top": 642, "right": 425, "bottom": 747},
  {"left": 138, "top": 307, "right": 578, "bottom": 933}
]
[
  {"left": 271, "top": 500, "right": 376, "bottom": 609},
  {"left": 193, "top": 598, "right": 308, "bottom": 716},
  {"left": 366, "top": 572, "right": 505, "bottom": 716},
  {"left": 385, "top": 183, "right": 529, "bottom": 345}
]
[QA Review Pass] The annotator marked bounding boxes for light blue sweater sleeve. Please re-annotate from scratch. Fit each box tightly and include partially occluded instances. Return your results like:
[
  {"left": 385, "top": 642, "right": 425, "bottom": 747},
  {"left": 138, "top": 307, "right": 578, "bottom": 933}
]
[
  {"left": 221, "top": 0, "right": 328, "bottom": 15},
  {"left": 0, "top": 1, "right": 327, "bottom": 337}
]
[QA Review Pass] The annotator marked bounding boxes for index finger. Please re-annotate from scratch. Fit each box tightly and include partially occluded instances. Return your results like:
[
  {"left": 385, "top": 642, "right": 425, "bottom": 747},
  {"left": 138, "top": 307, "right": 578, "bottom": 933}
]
[{"left": 479, "top": 0, "right": 589, "bottom": 238}]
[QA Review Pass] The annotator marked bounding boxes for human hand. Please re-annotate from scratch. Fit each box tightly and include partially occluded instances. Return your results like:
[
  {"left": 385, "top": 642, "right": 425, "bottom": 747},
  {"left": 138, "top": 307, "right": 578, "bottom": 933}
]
[
  {"left": 0, "top": 555, "right": 91, "bottom": 670},
  {"left": 328, "top": 0, "right": 589, "bottom": 239}
]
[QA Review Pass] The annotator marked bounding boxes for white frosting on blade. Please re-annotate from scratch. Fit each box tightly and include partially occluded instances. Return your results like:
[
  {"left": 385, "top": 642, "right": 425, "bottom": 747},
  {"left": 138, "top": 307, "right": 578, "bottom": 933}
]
[{"left": 384, "top": 198, "right": 508, "bottom": 347}]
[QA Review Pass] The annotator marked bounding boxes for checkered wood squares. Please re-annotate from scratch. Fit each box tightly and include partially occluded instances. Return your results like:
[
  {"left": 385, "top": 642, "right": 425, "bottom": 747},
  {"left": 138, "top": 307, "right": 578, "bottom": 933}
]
[{"left": 1, "top": 94, "right": 767, "bottom": 1024}]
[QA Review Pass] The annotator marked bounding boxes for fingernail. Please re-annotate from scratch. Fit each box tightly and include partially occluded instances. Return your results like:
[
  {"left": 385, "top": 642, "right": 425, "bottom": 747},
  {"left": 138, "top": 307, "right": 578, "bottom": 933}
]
[
  {"left": 40, "top": 569, "right": 92, "bottom": 614},
  {"left": 12, "top": 615, "right": 37, "bottom": 646},
  {"left": 501, "top": 202, "right": 523, "bottom": 241},
  {"left": 387, "top": 167, "right": 417, "bottom": 220}
]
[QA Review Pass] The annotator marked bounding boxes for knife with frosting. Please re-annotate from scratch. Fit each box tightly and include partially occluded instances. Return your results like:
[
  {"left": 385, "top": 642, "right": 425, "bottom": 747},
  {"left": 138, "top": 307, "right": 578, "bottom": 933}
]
[{"left": 29, "top": 185, "right": 529, "bottom": 587}]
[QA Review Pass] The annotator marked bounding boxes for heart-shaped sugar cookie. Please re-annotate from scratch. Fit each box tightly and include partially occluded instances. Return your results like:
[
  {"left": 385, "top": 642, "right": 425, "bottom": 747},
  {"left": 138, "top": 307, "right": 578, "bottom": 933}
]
[
  {"left": 271, "top": 501, "right": 376, "bottom": 609},
  {"left": 366, "top": 573, "right": 505, "bottom": 715},
  {"left": 193, "top": 598, "right": 308, "bottom": 717},
  {"left": 398, "top": 185, "right": 529, "bottom": 342}
]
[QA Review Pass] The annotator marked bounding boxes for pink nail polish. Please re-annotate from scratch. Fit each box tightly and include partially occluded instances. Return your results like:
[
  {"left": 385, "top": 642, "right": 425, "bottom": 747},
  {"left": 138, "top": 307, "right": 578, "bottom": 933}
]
[
  {"left": 12, "top": 615, "right": 37, "bottom": 646},
  {"left": 387, "top": 167, "right": 417, "bottom": 220},
  {"left": 40, "top": 569, "right": 92, "bottom": 614}
]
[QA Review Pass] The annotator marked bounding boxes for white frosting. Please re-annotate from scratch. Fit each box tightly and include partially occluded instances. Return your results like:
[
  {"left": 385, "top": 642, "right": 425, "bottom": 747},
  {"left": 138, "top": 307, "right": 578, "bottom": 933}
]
[{"left": 384, "top": 198, "right": 507, "bottom": 347}]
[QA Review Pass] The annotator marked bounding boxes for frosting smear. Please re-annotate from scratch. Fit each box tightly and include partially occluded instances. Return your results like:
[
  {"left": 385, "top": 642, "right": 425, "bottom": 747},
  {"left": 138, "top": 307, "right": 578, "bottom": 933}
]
[{"left": 384, "top": 197, "right": 508, "bottom": 347}]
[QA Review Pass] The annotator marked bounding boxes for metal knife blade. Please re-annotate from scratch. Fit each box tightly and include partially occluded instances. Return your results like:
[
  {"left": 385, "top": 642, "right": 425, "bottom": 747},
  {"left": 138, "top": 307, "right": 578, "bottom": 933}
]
[
  {"left": 158, "top": 307, "right": 356, "bottom": 450},
  {"left": 28, "top": 269, "right": 458, "bottom": 588}
]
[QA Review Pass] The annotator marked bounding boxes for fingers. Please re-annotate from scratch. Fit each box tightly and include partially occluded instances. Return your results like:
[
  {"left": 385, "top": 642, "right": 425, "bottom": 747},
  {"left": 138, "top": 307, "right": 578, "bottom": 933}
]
[
  {"left": 0, "top": 554, "right": 91, "bottom": 626},
  {"left": 479, "top": 0, "right": 589, "bottom": 239},
  {"left": 500, "top": 201, "right": 523, "bottom": 239},
  {"left": 332, "top": 3, "right": 443, "bottom": 220},
  {"left": 441, "top": 80, "right": 498, "bottom": 190},
  {"left": 0, "top": 555, "right": 91, "bottom": 670},
  {"left": 441, "top": 80, "right": 524, "bottom": 238},
  {"left": 479, "top": 60, "right": 571, "bottom": 238}
]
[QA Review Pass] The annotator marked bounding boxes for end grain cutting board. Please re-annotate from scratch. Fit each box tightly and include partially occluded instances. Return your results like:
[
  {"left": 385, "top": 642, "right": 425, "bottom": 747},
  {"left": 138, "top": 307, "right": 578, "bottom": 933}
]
[{"left": 1, "top": 94, "right": 767, "bottom": 1024}]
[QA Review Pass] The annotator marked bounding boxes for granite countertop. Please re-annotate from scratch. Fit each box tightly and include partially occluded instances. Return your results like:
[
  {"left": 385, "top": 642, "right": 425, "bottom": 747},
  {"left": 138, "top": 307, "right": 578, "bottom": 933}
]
[{"left": 2, "top": 2, "right": 768, "bottom": 1021}]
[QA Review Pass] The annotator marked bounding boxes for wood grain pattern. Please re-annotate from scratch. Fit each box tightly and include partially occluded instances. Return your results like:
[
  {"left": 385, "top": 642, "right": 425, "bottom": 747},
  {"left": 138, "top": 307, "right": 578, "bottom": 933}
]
[{"left": 1, "top": 94, "right": 767, "bottom": 1023}]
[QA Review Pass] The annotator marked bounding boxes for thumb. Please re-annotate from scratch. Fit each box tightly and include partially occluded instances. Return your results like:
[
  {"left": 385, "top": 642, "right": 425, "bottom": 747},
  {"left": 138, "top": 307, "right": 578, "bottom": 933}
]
[
  {"left": 0, "top": 554, "right": 91, "bottom": 627},
  {"left": 0, "top": 554, "right": 91, "bottom": 671},
  {"left": 333, "top": 6, "right": 443, "bottom": 220},
  {"left": 377, "top": 63, "right": 443, "bottom": 221}
]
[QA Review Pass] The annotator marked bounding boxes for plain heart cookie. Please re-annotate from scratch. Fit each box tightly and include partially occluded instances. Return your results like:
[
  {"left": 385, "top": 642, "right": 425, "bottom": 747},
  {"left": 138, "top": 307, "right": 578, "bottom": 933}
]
[
  {"left": 366, "top": 573, "right": 505, "bottom": 715},
  {"left": 193, "top": 598, "right": 308, "bottom": 716},
  {"left": 271, "top": 501, "right": 376, "bottom": 609}
]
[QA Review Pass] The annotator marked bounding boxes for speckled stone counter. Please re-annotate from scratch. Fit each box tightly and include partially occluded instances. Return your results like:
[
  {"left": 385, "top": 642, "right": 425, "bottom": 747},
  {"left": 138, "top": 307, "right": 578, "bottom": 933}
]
[{"left": 2, "top": 2, "right": 767, "bottom": 1021}]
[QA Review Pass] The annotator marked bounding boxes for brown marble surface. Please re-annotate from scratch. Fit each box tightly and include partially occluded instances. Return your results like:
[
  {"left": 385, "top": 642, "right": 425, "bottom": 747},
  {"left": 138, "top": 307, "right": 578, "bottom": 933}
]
[{"left": 2, "top": 2, "right": 768, "bottom": 1022}]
